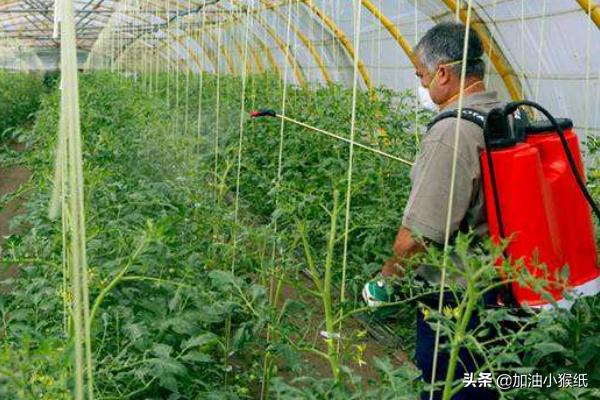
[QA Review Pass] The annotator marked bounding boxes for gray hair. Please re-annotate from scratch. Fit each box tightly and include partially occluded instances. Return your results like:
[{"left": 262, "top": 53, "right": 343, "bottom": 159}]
[{"left": 415, "top": 22, "right": 485, "bottom": 79}]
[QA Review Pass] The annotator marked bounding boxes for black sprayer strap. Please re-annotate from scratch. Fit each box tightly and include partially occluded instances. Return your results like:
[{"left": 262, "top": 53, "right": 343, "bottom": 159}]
[
  {"left": 428, "top": 108, "right": 487, "bottom": 237},
  {"left": 482, "top": 108, "right": 509, "bottom": 239},
  {"left": 427, "top": 107, "right": 487, "bottom": 131},
  {"left": 429, "top": 107, "right": 518, "bottom": 306}
]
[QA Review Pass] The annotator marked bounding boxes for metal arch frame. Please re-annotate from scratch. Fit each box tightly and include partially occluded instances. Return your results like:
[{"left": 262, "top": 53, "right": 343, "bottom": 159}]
[
  {"left": 255, "top": 34, "right": 282, "bottom": 76},
  {"left": 112, "top": 27, "right": 202, "bottom": 73},
  {"left": 176, "top": 34, "right": 204, "bottom": 71},
  {"left": 437, "top": 0, "right": 524, "bottom": 100},
  {"left": 257, "top": 1, "right": 332, "bottom": 84},
  {"left": 246, "top": 10, "right": 306, "bottom": 84},
  {"left": 108, "top": 1, "right": 260, "bottom": 77},
  {"left": 360, "top": 0, "right": 416, "bottom": 67},
  {"left": 139, "top": 27, "right": 226, "bottom": 74},
  {"left": 193, "top": 29, "right": 220, "bottom": 73},
  {"left": 123, "top": 10, "right": 277, "bottom": 77},
  {"left": 207, "top": 30, "right": 236, "bottom": 74},
  {"left": 109, "top": 3, "right": 222, "bottom": 74},
  {"left": 299, "top": 0, "right": 373, "bottom": 90},
  {"left": 208, "top": 8, "right": 268, "bottom": 76},
  {"left": 216, "top": 1, "right": 305, "bottom": 84},
  {"left": 238, "top": 38, "right": 266, "bottom": 74},
  {"left": 576, "top": 0, "right": 600, "bottom": 29},
  {"left": 221, "top": 26, "right": 281, "bottom": 75},
  {"left": 113, "top": 2, "right": 292, "bottom": 74}
]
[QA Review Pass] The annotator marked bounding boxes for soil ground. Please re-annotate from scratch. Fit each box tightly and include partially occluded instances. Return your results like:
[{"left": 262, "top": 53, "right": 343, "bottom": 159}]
[
  {"left": 0, "top": 140, "right": 416, "bottom": 391},
  {"left": 273, "top": 274, "right": 414, "bottom": 387},
  {"left": 0, "top": 141, "right": 31, "bottom": 293}
]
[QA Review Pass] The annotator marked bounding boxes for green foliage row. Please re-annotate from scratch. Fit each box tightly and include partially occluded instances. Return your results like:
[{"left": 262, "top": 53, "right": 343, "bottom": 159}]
[
  {"left": 0, "top": 72, "right": 424, "bottom": 399},
  {"left": 1, "top": 70, "right": 599, "bottom": 399},
  {"left": 0, "top": 71, "right": 45, "bottom": 141}
]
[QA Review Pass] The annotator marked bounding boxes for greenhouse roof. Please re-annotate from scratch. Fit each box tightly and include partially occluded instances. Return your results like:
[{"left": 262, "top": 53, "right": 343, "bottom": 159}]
[{"left": 0, "top": 0, "right": 599, "bottom": 135}]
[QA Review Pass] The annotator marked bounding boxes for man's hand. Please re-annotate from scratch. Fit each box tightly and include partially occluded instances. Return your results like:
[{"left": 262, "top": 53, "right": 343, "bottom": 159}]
[
  {"left": 381, "top": 225, "right": 426, "bottom": 277},
  {"left": 382, "top": 257, "right": 405, "bottom": 277}
]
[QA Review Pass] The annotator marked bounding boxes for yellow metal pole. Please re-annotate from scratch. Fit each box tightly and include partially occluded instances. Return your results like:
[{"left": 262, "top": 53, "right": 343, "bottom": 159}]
[
  {"left": 299, "top": 0, "right": 373, "bottom": 90},
  {"left": 257, "top": 0, "right": 332, "bottom": 83},
  {"left": 258, "top": 38, "right": 282, "bottom": 76},
  {"left": 360, "top": 0, "right": 417, "bottom": 67},
  {"left": 194, "top": 28, "right": 220, "bottom": 72},
  {"left": 230, "top": 34, "right": 265, "bottom": 75},
  {"left": 253, "top": 16, "right": 306, "bottom": 84},
  {"left": 223, "top": 1, "right": 306, "bottom": 84},
  {"left": 438, "top": 0, "right": 523, "bottom": 100},
  {"left": 576, "top": 0, "right": 600, "bottom": 29},
  {"left": 207, "top": 30, "right": 236, "bottom": 74}
]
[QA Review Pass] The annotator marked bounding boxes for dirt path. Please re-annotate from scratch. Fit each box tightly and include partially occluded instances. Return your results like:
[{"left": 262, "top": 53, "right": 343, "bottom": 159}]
[
  {"left": 273, "top": 274, "right": 413, "bottom": 387},
  {"left": 0, "top": 142, "right": 31, "bottom": 293}
]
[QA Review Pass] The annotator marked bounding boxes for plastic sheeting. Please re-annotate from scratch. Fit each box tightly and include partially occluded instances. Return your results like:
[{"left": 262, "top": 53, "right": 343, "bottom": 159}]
[{"left": 1, "top": 0, "right": 599, "bottom": 135}]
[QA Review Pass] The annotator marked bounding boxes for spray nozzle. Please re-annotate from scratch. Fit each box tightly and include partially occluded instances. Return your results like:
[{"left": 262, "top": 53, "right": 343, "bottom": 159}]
[{"left": 250, "top": 109, "right": 277, "bottom": 118}]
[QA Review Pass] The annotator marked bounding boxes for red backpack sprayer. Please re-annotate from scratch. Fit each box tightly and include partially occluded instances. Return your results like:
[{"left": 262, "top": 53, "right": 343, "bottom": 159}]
[{"left": 251, "top": 100, "right": 600, "bottom": 309}]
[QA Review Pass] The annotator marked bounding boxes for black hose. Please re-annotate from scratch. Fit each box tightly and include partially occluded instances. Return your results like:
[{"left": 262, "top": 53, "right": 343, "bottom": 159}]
[
  {"left": 505, "top": 100, "right": 600, "bottom": 222},
  {"left": 482, "top": 110, "right": 507, "bottom": 239}
]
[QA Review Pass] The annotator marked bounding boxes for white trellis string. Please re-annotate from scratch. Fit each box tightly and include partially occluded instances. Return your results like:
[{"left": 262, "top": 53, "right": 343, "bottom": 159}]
[
  {"left": 196, "top": 0, "right": 207, "bottom": 152},
  {"left": 272, "top": 0, "right": 294, "bottom": 239},
  {"left": 230, "top": 0, "right": 254, "bottom": 274},
  {"left": 259, "top": 2, "right": 294, "bottom": 397},
  {"left": 414, "top": 0, "right": 420, "bottom": 153},
  {"left": 50, "top": 0, "right": 94, "bottom": 398},
  {"left": 337, "top": 0, "right": 363, "bottom": 349},
  {"left": 184, "top": 0, "right": 192, "bottom": 138},
  {"left": 584, "top": 0, "right": 593, "bottom": 142},
  {"left": 483, "top": 0, "right": 498, "bottom": 88},
  {"left": 533, "top": 0, "right": 547, "bottom": 101},
  {"left": 214, "top": 20, "right": 222, "bottom": 201},
  {"left": 428, "top": 1, "right": 474, "bottom": 399}
]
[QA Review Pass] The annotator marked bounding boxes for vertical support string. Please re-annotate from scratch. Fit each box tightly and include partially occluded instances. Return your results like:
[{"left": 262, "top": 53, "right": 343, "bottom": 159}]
[
  {"left": 584, "top": 0, "right": 593, "bottom": 141},
  {"left": 337, "top": 0, "right": 363, "bottom": 346},
  {"left": 428, "top": 2, "right": 474, "bottom": 399},
  {"left": 414, "top": 0, "right": 420, "bottom": 153},
  {"left": 184, "top": 0, "right": 192, "bottom": 138},
  {"left": 155, "top": 3, "right": 160, "bottom": 95},
  {"left": 520, "top": 0, "right": 526, "bottom": 99},
  {"left": 533, "top": 0, "right": 547, "bottom": 101},
  {"left": 196, "top": 0, "right": 207, "bottom": 152},
  {"left": 230, "top": 0, "right": 254, "bottom": 273},
  {"left": 50, "top": 0, "right": 94, "bottom": 398},
  {"left": 213, "top": 20, "right": 222, "bottom": 202},
  {"left": 483, "top": 0, "right": 498, "bottom": 88},
  {"left": 259, "top": 1, "right": 293, "bottom": 396},
  {"left": 166, "top": 0, "right": 171, "bottom": 108}
]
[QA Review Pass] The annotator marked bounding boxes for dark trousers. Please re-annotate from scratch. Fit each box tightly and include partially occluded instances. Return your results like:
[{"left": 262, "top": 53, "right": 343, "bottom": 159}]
[{"left": 415, "top": 291, "right": 500, "bottom": 400}]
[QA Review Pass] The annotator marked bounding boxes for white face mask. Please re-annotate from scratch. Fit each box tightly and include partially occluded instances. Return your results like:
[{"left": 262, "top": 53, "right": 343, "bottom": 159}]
[{"left": 417, "top": 85, "right": 438, "bottom": 112}]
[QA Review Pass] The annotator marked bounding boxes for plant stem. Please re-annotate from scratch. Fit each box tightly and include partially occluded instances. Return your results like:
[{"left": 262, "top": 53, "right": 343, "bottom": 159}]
[
  {"left": 442, "top": 277, "right": 478, "bottom": 400},
  {"left": 89, "top": 234, "right": 148, "bottom": 328},
  {"left": 322, "top": 191, "right": 340, "bottom": 380}
]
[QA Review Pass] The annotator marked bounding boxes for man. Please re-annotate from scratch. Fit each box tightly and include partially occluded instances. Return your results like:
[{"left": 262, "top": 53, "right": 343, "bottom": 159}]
[{"left": 363, "top": 22, "right": 503, "bottom": 399}]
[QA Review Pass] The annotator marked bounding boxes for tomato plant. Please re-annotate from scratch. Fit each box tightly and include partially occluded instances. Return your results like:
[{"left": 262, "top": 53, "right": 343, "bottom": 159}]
[{"left": 0, "top": 71, "right": 599, "bottom": 399}]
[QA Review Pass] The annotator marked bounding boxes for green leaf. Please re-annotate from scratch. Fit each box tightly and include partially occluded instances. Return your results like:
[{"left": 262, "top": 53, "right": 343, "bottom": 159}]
[
  {"left": 181, "top": 351, "right": 213, "bottom": 363},
  {"left": 183, "top": 333, "right": 217, "bottom": 350},
  {"left": 152, "top": 343, "right": 173, "bottom": 359}
]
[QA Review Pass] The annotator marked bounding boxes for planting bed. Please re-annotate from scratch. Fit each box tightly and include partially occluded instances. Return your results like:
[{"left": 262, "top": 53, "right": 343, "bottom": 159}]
[{"left": 0, "top": 72, "right": 599, "bottom": 399}]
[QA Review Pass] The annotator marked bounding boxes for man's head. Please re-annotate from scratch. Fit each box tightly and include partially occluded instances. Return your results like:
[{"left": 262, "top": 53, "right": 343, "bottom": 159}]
[{"left": 414, "top": 22, "right": 485, "bottom": 107}]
